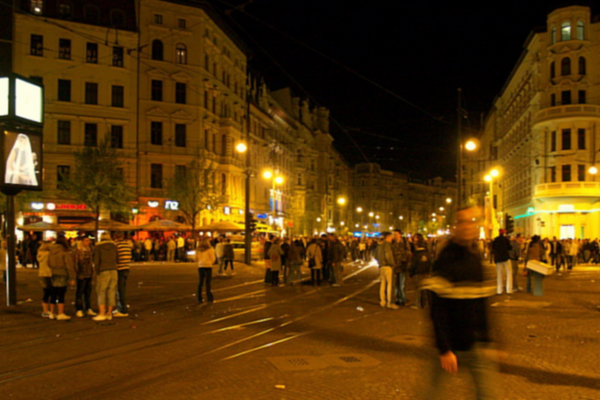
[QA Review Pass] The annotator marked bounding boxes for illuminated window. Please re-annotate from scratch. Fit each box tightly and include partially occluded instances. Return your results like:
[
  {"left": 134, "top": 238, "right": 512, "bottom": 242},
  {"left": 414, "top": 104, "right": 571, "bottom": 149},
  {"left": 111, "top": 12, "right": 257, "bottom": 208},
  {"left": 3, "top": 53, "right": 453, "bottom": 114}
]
[
  {"left": 577, "top": 21, "right": 584, "bottom": 40},
  {"left": 152, "top": 40, "right": 163, "bottom": 61},
  {"left": 31, "top": 0, "right": 43, "bottom": 15},
  {"left": 561, "top": 21, "right": 571, "bottom": 41},
  {"left": 176, "top": 43, "right": 187, "bottom": 64}
]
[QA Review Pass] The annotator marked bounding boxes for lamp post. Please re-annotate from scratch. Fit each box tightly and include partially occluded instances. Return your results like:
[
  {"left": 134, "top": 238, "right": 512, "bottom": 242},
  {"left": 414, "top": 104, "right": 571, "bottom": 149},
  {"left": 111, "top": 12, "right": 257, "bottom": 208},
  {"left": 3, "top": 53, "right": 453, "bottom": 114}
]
[
  {"left": 484, "top": 167, "right": 500, "bottom": 239},
  {"left": 234, "top": 140, "right": 251, "bottom": 264}
]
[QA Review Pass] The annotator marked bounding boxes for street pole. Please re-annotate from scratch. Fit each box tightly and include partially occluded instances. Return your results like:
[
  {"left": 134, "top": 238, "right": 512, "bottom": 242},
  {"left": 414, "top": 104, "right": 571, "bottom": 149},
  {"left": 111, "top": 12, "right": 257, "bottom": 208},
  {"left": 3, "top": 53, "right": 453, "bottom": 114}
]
[
  {"left": 244, "top": 94, "right": 252, "bottom": 265},
  {"left": 6, "top": 193, "right": 17, "bottom": 306},
  {"left": 457, "top": 88, "right": 462, "bottom": 207}
]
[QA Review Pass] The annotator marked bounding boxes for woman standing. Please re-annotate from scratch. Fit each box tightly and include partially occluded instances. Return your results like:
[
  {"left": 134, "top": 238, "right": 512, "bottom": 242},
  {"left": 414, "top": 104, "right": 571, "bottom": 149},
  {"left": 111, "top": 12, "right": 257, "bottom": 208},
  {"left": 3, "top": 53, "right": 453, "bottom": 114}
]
[
  {"left": 196, "top": 238, "right": 216, "bottom": 303},
  {"left": 92, "top": 232, "right": 118, "bottom": 321},
  {"left": 268, "top": 238, "right": 283, "bottom": 286},
  {"left": 75, "top": 237, "right": 96, "bottom": 318},
  {"left": 306, "top": 238, "right": 323, "bottom": 286},
  {"left": 48, "top": 236, "right": 76, "bottom": 320},
  {"left": 37, "top": 242, "right": 52, "bottom": 318},
  {"left": 222, "top": 238, "right": 235, "bottom": 275}
]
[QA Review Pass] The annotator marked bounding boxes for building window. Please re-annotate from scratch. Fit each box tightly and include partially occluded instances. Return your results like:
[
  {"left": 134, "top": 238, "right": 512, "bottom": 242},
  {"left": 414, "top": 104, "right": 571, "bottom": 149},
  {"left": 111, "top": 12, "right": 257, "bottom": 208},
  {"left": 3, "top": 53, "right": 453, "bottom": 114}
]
[
  {"left": 221, "top": 173, "right": 227, "bottom": 195},
  {"left": 221, "top": 134, "right": 227, "bottom": 156},
  {"left": 84, "top": 5, "right": 100, "bottom": 24},
  {"left": 30, "top": 34, "right": 43, "bottom": 56},
  {"left": 551, "top": 25, "right": 556, "bottom": 44},
  {"left": 550, "top": 62, "right": 555, "bottom": 79},
  {"left": 57, "top": 120, "right": 71, "bottom": 145},
  {"left": 561, "top": 21, "right": 571, "bottom": 41},
  {"left": 58, "top": 2, "right": 72, "bottom": 19},
  {"left": 150, "top": 164, "right": 163, "bottom": 189},
  {"left": 84, "top": 123, "right": 98, "bottom": 146},
  {"left": 562, "top": 164, "right": 571, "bottom": 182},
  {"left": 58, "top": 79, "right": 71, "bottom": 101},
  {"left": 578, "top": 129, "right": 586, "bottom": 150},
  {"left": 550, "top": 93, "right": 556, "bottom": 107},
  {"left": 578, "top": 164, "right": 585, "bottom": 181},
  {"left": 110, "top": 9, "right": 125, "bottom": 28},
  {"left": 111, "top": 125, "right": 123, "bottom": 149},
  {"left": 86, "top": 42, "right": 98, "bottom": 63},
  {"left": 212, "top": 97, "right": 217, "bottom": 114},
  {"left": 178, "top": 18, "right": 186, "bottom": 29},
  {"left": 31, "top": 0, "right": 43, "bottom": 15},
  {"left": 58, "top": 38, "right": 71, "bottom": 60},
  {"left": 111, "top": 85, "right": 124, "bottom": 107},
  {"left": 113, "top": 46, "right": 124, "bottom": 67},
  {"left": 175, "top": 82, "right": 186, "bottom": 104},
  {"left": 151, "top": 80, "right": 163, "bottom": 101},
  {"left": 550, "top": 166, "right": 556, "bottom": 183},
  {"left": 578, "top": 57, "right": 586, "bottom": 75},
  {"left": 562, "top": 129, "right": 571, "bottom": 151},
  {"left": 561, "top": 90, "right": 571, "bottom": 105},
  {"left": 85, "top": 82, "right": 98, "bottom": 105},
  {"left": 577, "top": 21, "right": 584, "bottom": 40},
  {"left": 57, "top": 165, "right": 70, "bottom": 190},
  {"left": 176, "top": 43, "right": 187, "bottom": 64},
  {"left": 578, "top": 90, "right": 586, "bottom": 104},
  {"left": 151, "top": 121, "right": 163, "bottom": 145},
  {"left": 175, "top": 124, "right": 186, "bottom": 147},
  {"left": 205, "top": 54, "right": 210, "bottom": 70},
  {"left": 204, "top": 128, "right": 210, "bottom": 150},
  {"left": 154, "top": 14, "right": 163, "bottom": 24},
  {"left": 551, "top": 131, "right": 557, "bottom": 152},
  {"left": 152, "top": 40, "right": 163, "bottom": 61},
  {"left": 561, "top": 57, "right": 571, "bottom": 76}
]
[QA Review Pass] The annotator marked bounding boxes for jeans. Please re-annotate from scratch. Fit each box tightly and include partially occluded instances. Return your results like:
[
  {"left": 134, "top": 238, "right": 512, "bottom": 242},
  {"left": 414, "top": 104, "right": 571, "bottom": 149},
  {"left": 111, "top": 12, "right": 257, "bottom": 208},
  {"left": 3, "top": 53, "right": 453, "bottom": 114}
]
[
  {"left": 197, "top": 268, "right": 213, "bottom": 302},
  {"left": 394, "top": 271, "right": 407, "bottom": 304},
  {"left": 75, "top": 277, "right": 93, "bottom": 311},
  {"left": 379, "top": 267, "right": 393, "bottom": 305},
  {"left": 117, "top": 269, "right": 129, "bottom": 313},
  {"left": 424, "top": 344, "right": 499, "bottom": 400},
  {"left": 97, "top": 270, "right": 118, "bottom": 307},
  {"left": 223, "top": 259, "right": 234, "bottom": 271},
  {"left": 496, "top": 261, "right": 512, "bottom": 294}
]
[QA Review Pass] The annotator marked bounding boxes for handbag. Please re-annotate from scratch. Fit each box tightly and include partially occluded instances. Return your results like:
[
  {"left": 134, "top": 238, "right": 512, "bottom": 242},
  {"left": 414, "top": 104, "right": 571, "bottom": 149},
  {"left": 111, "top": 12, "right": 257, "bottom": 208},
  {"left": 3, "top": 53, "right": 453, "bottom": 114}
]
[{"left": 308, "top": 257, "right": 316, "bottom": 269}]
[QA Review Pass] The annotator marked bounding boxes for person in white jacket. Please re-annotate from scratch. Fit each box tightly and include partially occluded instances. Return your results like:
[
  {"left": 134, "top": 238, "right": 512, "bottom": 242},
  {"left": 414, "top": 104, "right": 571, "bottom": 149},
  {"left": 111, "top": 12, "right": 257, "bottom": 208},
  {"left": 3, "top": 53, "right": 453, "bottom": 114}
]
[{"left": 196, "top": 238, "right": 216, "bottom": 303}]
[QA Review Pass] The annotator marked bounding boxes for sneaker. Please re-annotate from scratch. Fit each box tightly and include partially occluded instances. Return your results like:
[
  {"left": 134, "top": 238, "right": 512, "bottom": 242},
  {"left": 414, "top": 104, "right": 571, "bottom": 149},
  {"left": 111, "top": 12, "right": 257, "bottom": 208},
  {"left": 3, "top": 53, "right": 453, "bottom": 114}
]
[
  {"left": 92, "top": 314, "right": 107, "bottom": 321},
  {"left": 76, "top": 310, "right": 85, "bottom": 318},
  {"left": 41, "top": 312, "right": 51, "bottom": 318},
  {"left": 86, "top": 309, "right": 97, "bottom": 316},
  {"left": 48, "top": 313, "right": 55, "bottom": 320},
  {"left": 387, "top": 304, "right": 400, "bottom": 310},
  {"left": 56, "top": 313, "right": 71, "bottom": 321},
  {"left": 113, "top": 311, "right": 129, "bottom": 318}
]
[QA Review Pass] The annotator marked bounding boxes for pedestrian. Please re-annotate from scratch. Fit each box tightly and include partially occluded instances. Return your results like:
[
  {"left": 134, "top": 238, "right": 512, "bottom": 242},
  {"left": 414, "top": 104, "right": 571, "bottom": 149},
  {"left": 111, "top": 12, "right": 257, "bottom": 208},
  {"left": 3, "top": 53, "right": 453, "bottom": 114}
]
[
  {"left": 92, "top": 232, "right": 119, "bottom": 321},
  {"left": 37, "top": 241, "right": 52, "bottom": 317},
  {"left": 524, "top": 235, "right": 543, "bottom": 294},
  {"left": 392, "top": 229, "right": 411, "bottom": 306},
  {"left": 263, "top": 235, "right": 273, "bottom": 284},
  {"left": 143, "top": 237, "right": 153, "bottom": 261},
  {"left": 223, "top": 238, "right": 235, "bottom": 275},
  {"left": 195, "top": 237, "right": 215, "bottom": 303},
  {"left": 376, "top": 232, "right": 398, "bottom": 309},
  {"left": 75, "top": 237, "right": 96, "bottom": 318},
  {"left": 328, "top": 234, "right": 346, "bottom": 287},
  {"left": 409, "top": 233, "right": 433, "bottom": 309},
  {"left": 0, "top": 238, "right": 6, "bottom": 284},
  {"left": 281, "top": 238, "right": 290, "bottom": 283},
  {"left": 114, "top": 232, "right": 133, "bottom": 317},
  {"left": 48, "top": 236, "right": 76, "bottom": 321},
  {"left": 492, "top": 229, "right": 512, "bottom": 294},
  {"left": 177, "top": 235, "right": 185, "bottom": 261},
  {"left": 268, "top": 238, "right": 284, "bottom": 286},
  {"left": 306, "top": 238, "right": 323, "bottom": 286},
  {"left": 287, "top": 241, "right": 303, "bottom": 285},
  {"left": 422, "top": 207, "right": 499, "bottom": 399},
  {"left": 167, "top": 236, "right": 176, "bottom": 262},
  {"left": 29, "top": 236, "right": 40, "bottom": 269}
]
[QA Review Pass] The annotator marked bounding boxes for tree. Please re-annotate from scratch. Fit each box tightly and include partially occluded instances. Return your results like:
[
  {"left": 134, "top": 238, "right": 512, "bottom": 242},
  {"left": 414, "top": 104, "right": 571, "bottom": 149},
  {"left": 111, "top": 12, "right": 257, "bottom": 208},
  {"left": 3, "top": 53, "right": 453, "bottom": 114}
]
[
  {"left": 65, "top": 137, "right": 133, "bottom": 239},
  {"left": 166, "top": 152, "right": 220, "bottom": 238}
]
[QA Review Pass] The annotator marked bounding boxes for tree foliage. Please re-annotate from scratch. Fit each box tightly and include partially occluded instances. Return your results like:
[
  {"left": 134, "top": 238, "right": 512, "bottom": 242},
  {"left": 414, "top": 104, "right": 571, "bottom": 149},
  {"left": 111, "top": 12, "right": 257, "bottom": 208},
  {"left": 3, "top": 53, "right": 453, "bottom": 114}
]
[
  {"left": 166, "top": 152, "right": 220, "bottom": 236},
  {"left": 65, "top": 137, "right": 133, "bottom": 236}
]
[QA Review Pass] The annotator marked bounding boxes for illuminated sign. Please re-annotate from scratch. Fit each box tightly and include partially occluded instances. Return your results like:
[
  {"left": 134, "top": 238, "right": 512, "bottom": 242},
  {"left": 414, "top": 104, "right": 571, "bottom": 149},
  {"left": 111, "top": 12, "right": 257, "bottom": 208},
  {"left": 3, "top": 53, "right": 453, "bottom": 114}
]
[
  {"left": 148, "top": 201, "right": 159, "bottom": 208},
  {"left": 46, "top": 203, "right": 56, "bottom": 210},
  {"left": 559, "top": 204, "right": 575, "bottom": 212},
  {"left": 15, "top": 79, "right": 42, "bottom": 123},
  {"left": 223, "top": 206, "right": 231, "bottom": 215},
  {"left": 0, "top": 78, "right": 7, "bottom": 117},
  {"left": 31, "top": 202, "right": 44, "bottom": 210},
  {"left": 56, "top": 204, "right": 87, "bottom": 210},
  {"left": 165, "top": 200, "right": 179, "bottom": 210},
  {"left": 3, "top": 131, "right": 42, "bottom": 189}
]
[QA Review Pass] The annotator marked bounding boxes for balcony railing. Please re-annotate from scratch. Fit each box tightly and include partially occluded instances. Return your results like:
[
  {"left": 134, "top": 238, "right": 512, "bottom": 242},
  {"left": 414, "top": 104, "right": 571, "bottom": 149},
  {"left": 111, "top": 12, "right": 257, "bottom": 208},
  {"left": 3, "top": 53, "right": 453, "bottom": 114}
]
[
  {"left": 534, "top": 104, "right": 600, "bottom": 125},
  {"left": 534, "top": 182, "right": 600, "bottom": 198}
]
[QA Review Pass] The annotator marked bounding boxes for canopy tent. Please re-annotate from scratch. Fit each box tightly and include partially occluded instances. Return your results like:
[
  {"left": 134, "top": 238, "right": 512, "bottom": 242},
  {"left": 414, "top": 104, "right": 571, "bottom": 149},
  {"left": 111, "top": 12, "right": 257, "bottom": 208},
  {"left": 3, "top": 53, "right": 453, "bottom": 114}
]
[
  {"left": 137, "top": 219, "right": 192, "bottom": 232},
  {"left": 74, "top": 219, "right": 137, "bottom": 232},
  {"left": 197, "top": 221, "right": 245, "bottom": 233},
  {"left": 17, "top": 221, "right": 69, "bottom": 232}
]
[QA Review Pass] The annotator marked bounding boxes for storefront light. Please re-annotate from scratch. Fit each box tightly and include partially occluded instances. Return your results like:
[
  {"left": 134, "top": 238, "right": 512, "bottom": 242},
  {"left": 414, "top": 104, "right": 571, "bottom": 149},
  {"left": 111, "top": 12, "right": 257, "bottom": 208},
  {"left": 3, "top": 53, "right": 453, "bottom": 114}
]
[
  {"left": 148, "top": 201, "right": 159, "bottom": 208},
  {"left": 31, "top": 202, "right": 44, "bottom": 210},
  {"left": 46, "top": 203, "right": 56, "bottom": 210}
]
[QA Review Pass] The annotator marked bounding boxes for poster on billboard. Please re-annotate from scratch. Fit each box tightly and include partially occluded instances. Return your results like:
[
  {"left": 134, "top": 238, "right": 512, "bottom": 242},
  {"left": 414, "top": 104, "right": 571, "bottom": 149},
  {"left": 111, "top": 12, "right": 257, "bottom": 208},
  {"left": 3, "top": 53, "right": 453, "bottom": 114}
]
[{"left": 2, "top": 130, "right": 43, "bottom": 191}]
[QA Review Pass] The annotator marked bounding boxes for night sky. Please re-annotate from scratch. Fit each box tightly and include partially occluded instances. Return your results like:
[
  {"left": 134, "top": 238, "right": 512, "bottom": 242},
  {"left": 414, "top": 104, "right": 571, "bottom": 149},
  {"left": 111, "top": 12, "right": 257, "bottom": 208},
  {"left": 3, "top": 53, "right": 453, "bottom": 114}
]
[{"left": 211, "top": 0, "right": 598, "bottom": 180}]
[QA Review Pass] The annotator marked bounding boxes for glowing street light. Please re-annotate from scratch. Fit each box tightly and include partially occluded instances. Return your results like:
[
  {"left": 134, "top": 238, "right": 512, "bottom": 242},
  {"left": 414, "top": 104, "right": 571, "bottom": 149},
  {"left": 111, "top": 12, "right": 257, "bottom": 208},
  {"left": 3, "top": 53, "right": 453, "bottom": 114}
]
[
  {"left": 356, "top": 207, "right": 363, "bottom": 213},
  {"left": 316, "top": 217, "right": 322, "bottom": 222},
  {"left": 263, "top": 170, "right": 273, "bottom": 179},
  {"left": 337, "top": 197, "right": 347, "bottom": 206},
  {"left": 399, "top": 216, "right": 404, "bottom": 220},
  {"left": 368, "top": 212, "right": 374, "bottom": 217},
  {"left": 490, "top": 168, "right": 500, "bottom": 178},
  {"left": 484, "top": 175, "right": 492, "bottom": 182},
  {"left": 589, "top": 166, "right": 598, "bottom": 175},
  {"left": 235, "top": 142, "right": 247, "bottom": 153},
  {"left": 465, "top": 140, "right": 478, "bottom": 152},
  {"left": 439, "top": 207, "right": 444, "bottom": 212},
  {"left": 446, "top": 197, "right": 452, "bottom": 204},
  {"left": 274, "top": 176, "right": 284, "bottom": 185},
  {"left": 375, "top": 215, "right": 380, "bottom": 220}
]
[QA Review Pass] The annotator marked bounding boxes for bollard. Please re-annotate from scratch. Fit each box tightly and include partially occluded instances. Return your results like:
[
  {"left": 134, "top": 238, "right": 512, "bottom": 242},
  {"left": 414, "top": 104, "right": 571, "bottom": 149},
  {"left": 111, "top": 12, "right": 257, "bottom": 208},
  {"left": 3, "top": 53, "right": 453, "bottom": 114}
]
[{"left": 532, "top": 271, "right": 545, "bottom": 296}]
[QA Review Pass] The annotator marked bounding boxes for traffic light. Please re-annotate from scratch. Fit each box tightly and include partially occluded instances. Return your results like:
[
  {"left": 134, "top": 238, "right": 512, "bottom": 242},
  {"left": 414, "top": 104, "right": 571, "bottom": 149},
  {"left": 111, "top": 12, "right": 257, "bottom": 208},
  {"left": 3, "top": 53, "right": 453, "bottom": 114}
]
[{"left": 505, "top": 214, "right": 514, "bottom": 234}]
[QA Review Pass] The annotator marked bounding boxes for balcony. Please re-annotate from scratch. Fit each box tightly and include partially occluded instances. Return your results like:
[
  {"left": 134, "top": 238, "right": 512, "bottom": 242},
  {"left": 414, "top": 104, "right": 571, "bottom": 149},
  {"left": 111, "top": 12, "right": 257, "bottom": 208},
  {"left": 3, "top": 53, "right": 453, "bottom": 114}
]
[
  {"left": 534, "top": 104, "right": 600, "bottom": 125},
  {"left": 534, "top": 182, "right": 600, "bottom": 201}
]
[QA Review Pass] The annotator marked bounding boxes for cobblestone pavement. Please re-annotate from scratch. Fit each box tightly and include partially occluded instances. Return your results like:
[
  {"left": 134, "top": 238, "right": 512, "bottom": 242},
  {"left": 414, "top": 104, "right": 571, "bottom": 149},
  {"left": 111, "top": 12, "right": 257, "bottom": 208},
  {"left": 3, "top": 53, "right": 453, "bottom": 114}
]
[{"left": 0, "top": 260, "right": 599, "bottom": 400}]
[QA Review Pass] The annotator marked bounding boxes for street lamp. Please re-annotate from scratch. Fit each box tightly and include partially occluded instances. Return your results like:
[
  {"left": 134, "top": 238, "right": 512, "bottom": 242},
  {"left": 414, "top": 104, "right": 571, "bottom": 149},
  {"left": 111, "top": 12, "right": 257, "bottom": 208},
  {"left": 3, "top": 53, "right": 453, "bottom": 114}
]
[
  {"left": 484, "top": 168, "right": 501, "bottom": 239},
  {"left": 356, "top": 206, "right": 363, "bottom": 213},
  {"left": 317, "top": 217, "right": 322, "bottom": 222},
  {"left": 446, "top": 197, "right": 452, "bottom": 204},
  {"left": 589, "top": 166, "right": 598, "bottom": 175},
  {"left": 337, "top": 197, "right": 347, "bottom": 205},
  {"left": 274, "top": 176, "right": 284, "bottom": 185},
  {"left": 235, "top": 141, "right": 252, "bottom": 264},
  {"left": 368, "top": 212, "right": 374, "bottom": 217},
  {"left": 235, "top": 142, "right": 247, "bottom": 153},
  {"left": 263, "top": 170, "right": 273, "bottom": 179},
  {"left": 465, "top": 140, "right": 478, "bottom": 152}
]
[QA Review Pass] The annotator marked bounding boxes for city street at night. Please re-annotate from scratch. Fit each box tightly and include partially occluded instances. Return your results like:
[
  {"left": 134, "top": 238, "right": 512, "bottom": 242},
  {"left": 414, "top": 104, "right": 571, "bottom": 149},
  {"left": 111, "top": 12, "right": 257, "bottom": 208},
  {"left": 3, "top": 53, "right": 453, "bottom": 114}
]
[{"left": 1, "top": 260, "right": 600, "bottom": 400}]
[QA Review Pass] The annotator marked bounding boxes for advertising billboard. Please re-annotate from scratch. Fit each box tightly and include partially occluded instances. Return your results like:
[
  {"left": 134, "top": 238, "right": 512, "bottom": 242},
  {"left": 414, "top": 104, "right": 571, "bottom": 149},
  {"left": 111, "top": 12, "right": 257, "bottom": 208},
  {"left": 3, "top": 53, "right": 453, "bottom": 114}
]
[{"left": 2, "top": 130, "right": 43, "bottom": 190}]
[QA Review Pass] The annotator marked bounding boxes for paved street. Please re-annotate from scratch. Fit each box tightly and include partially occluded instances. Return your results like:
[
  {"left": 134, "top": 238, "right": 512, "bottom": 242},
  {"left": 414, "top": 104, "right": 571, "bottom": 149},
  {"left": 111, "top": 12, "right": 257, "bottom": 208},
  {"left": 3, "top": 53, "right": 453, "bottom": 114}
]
[{"left": 1, "top": 260, "right": 600, "bottom": 400}]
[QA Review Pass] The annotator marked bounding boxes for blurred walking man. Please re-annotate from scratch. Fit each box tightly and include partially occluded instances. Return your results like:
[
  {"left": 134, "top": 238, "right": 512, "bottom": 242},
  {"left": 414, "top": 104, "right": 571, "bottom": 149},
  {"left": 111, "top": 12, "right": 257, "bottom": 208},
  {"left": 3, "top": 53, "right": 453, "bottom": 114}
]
[{"left": 422, "top": 207, "right": 499, "bottom": 399}]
